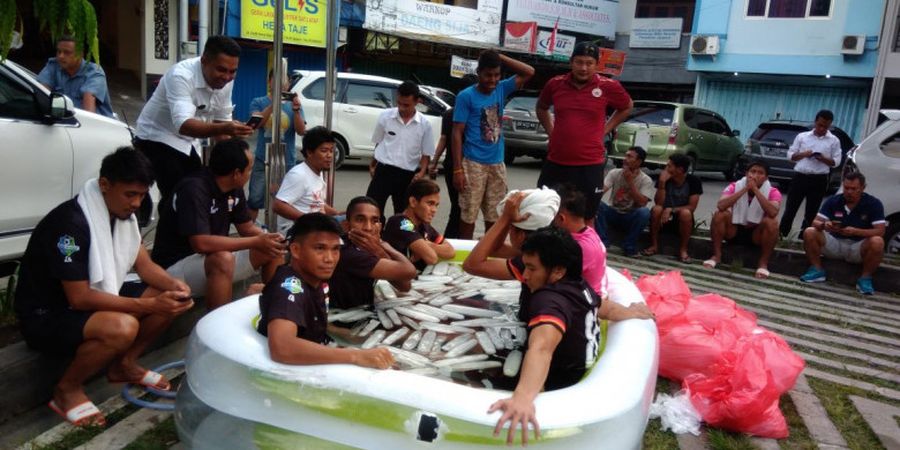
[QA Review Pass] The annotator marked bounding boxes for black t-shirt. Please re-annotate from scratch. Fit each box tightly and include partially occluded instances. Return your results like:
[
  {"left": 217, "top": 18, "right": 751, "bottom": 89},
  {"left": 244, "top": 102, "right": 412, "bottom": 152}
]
[
  {"left": 15, "top": 199, "right": 91, "bottom": 318},
  {"left": 382, "top": 214, "right": 444, "bottom": 270},
  {"left": 329, "top": 237, "right": 381, "bottom": 309},
  {"left": 523, "top": 278, "right": 602, "bottom": 391},
  {"left": 441, "top": 109, "right": 454, "bottom": 171},
  {"left": 257, "top": 264, "right": 329, "bottom": 344},
  {"left": 152, "top": 169, "right": 252, "bottom": 268},
  {"left": 659, "top": 174, "right": 703, "bottom": 208}
]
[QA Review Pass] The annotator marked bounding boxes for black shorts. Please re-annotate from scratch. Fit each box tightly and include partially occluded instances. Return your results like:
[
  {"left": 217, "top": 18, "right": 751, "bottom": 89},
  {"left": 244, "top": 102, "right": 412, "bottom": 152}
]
[
  {"left": 660, "top": 209, "right": 695, "bottom": 234},
  {"left": 19, "top": 281, "right": 148, "bottom": 356},
  {"left": 728, "top": 225, "right": 756, "bottom": 246},
  {"left": 537, "top": 161, "right": 606, "bottom": 219}
]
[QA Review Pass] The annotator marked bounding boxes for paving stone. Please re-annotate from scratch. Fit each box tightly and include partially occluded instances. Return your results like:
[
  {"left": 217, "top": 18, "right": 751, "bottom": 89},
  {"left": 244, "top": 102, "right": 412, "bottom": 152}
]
[
  {"left": 804, "top": 368, "right": 900, "bottom": 402},
  {"left": 848, "top": 395, "right": 900, "bottom": 450},
  {"left": 73, "top": 408, "right": 172, "bottom": 450},
  {"left": 749, "top": 437, "right": 781, "bottom": 450},
  {"left": 759, "top": 319, "right": 899, "bottom": 359},
  {"left": 775, "top": 334, "right": 900, "bottom": 371},
  {"left": 795, "top": 351, "right": 900, "bottom": 385},
  {"left": 789, "top": 375, "right": 849, "bottom": 448},
  {"left": 675, "top": 431, "right": 707, "bottom": 450}
]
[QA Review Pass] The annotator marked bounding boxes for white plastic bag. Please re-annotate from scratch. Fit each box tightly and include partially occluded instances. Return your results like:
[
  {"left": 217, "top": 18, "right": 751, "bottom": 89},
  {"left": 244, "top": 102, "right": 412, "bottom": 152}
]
[{"left": 649, "top": 390, "right": 702, "bottom": 435}]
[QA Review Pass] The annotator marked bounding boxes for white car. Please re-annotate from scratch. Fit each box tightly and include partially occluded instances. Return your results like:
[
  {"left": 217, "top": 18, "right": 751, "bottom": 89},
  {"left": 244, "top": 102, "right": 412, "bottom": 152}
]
[
  {"left": 290, "top": 71, "right": 449, "bottom": 167},
  {"left": 0, "top": 59, "right": 136, "bottom": 270},
  {"left": 843, "top": 110, "right": 900, "bottom": 255}
]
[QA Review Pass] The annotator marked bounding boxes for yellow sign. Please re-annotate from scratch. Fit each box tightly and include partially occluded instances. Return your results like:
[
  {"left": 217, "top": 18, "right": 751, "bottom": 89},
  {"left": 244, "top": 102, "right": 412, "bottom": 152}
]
[{"left": 241, "top": 0, "right": 327, "bottom": 48}]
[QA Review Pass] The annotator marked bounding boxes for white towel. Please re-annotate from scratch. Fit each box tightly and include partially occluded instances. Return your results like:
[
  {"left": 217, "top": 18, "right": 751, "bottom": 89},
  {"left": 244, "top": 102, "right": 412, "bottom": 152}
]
[
  {"left": 731, "top": 177, "right": 770, "bottom": 226},
  {"left": 495, "top": 186, "right": 561, "bottom": 231},
  {"left": 76, "top": 179, "right": 142, "bottom": 295}
]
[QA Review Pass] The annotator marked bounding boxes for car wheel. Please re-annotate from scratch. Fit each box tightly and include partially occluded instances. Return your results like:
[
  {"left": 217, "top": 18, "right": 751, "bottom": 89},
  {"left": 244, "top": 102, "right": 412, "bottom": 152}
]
[
  {"left": 333, "top": 135, "right": 347, "bottom": 169},
  {"left": 687, "top": 154, "right": 698, "bottom": 175},
  {"left": 504, "top": 150, "right": 516, "bottom": 165},
  {"left": 886, "top": 220, "right": 900, "bottom": 256},
  {"left": 723, "top": 159, "right": 740, "bottom": 181}
]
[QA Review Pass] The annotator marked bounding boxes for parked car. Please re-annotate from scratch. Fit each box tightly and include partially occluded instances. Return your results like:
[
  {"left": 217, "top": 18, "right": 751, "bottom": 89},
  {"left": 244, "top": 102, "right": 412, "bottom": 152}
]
[
  {"left": 289, "top": 71, "right": 449, "bottom": 168},
  {"left": 423, "top": 85, "right": 456, "bottom": 107},
  {"left": 608, "top": 101, "right": 743, "bottom": 178},
  {"left": 736, "top": 121, "right": 854, "bottom": 191},
  {"left": 0, "top": 58, "right": 137, "bottom": 272},
  {"left": 502, "top": 90, "right": 551, "bottom": 164},
  {"left": 842, "top": 110, "right": 900, "bottom": 256}
]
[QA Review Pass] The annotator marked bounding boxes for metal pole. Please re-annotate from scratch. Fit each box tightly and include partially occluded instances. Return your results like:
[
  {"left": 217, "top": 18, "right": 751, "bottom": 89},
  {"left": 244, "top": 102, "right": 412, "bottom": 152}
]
[
  {"left": 324, "top": 0, "right": 340, "bottom": 206},
  {"left": 265, "top": 0, "right": 286, "bottom": 231},
  {"left": 863, "top": 0, "right": 898, "bottom": 138},
  {"left": 199, "top": 0, "right": 209, "bottom": 57}
]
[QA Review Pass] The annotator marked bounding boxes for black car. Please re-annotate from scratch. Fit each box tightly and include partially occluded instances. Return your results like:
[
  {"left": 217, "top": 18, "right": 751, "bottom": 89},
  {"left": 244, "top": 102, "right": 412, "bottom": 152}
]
[{"left": 736, "top": 121, "right": 855, "bottom": 192}]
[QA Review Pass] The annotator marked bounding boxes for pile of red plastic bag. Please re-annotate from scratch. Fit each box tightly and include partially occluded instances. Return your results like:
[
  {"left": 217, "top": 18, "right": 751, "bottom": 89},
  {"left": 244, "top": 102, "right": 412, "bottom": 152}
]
[{"left": 635, "top": 271, "right": 805, "bottom": 438}]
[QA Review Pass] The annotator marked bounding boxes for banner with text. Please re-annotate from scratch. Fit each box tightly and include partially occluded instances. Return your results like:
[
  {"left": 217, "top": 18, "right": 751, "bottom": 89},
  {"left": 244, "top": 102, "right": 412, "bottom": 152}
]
[
  {"left": 365, "top": 0, "right": 503, "bottom": 45},
  {"left": 536, "top": 30, "right": 575, "bottom": 60},
  {"left": 630, "top": 18, "right": 682, "bottom": 49},
  {"left": 598, "top": 48, "right": 626, "bottom": 76},
  {"left": 504, "top": 22, "right": 538, "bottom": 53},
  {"left": 505, "top": 0, "right": 617, "bottom": 37},
  {"left": 450, "top": 55, "right": 478, "bottom": 78},
  {"left": 240, "top": 0, "right": 328, "bottom": 48}
]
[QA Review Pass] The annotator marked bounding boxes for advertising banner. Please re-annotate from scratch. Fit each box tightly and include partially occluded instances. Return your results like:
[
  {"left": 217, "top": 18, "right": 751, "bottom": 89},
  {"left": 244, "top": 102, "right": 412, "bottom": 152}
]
[
  {"left": 505, "top": 0, "right": 617, "bottom": 37},
  {"left": 630, "top": 18, "right": 682, "bottom": 49},
  {"left": 450, "top": 55, "right": 478, "bottom": 78},
  {"left": 598, "top": 48, "right": 626, "bottom": 76},
  {"left": 536, "top": 30, "right": 575, "bottom": 60},
  {"left": 365, "top": 0, "right": 503, "bottom": 45},
  {"left": 504, "top": 22, "right": 538, "bottom": 53},
  {"left": 240, "top": 0, "right": 328, "bottom": 48}
]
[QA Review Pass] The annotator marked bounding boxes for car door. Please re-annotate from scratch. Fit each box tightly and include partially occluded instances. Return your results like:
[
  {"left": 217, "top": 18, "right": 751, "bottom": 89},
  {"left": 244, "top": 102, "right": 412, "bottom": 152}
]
[
  {"left": 691, "top": 111, "right": 727, "bottom": 167},
  {"left": 713, "top": 113, "right": 741, "bottom": 164},
  {"left": 0, "top": 64, "right": 73, "bottom": 255},
  {"left": 336, "top": 81, "right": 397, "bottom": 155}
]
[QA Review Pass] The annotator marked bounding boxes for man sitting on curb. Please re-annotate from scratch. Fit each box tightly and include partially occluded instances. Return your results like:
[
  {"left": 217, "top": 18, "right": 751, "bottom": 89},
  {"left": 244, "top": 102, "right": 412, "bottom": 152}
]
[
  {"left": 703, "top": 160, "right": 781, "bottom": 279},
  {"left": 258, "top": 213, "right": 395, "bottom": 369},
  {"left": 645, "top": 153, "right": 702, "bottom": 262},
  {"left": 596, "top": 146, "right": 653, "bottom": 256},
  {"left": 15, "top": 148, "right": 193, "bottom": 427},
  {"left": 800, "top": 172, "right": 885, "bottom": 295},
  {"left": 151, "top": 138, "right": 286, "bottom": 309}
]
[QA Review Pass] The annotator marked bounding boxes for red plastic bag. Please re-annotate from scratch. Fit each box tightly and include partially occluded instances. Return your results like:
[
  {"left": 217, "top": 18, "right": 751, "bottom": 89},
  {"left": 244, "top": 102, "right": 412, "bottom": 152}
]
[
  {"left": 736, "top": 329, "right": 805, "bottom": 395},
  {"left": 636, "top": 272, "right": 692, "bottom": 334},
  {"left": 684, "top": 348, "right": 789, "bottom": 438},
  {"left": 682, "top": 293, "right": 758, "bottom": 333},
  {"left": 658, "top": 320, "right": 724, "bottom": 380}
]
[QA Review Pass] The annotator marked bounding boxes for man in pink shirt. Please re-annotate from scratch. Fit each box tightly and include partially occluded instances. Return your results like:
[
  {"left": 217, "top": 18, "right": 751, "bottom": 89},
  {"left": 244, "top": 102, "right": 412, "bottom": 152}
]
[
  {"left": 553, "top": 185, "right": 608, "bottom": 298},
  {"left": 704, "top": 160, "right": 782, "bottom": 279},
  {"left": 535, "top": 42, "right": 633, "bottom": 220}
]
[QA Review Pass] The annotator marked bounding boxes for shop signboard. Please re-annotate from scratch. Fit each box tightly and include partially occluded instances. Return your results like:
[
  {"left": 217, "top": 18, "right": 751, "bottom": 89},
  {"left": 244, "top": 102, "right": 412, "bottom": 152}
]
[
  {"left": 240, "top": 0, "right": 328, "bottom": 48},
  {"left": 630, "top": 18, "right": 682, "bottom": 49},
  {"left": 504, "top": 22, "right": 538, "bottom": 52},
  {"left": 450, "top": 55, "right": 478, "bottom": 78},
  {"left": 365, "top": 0, "right": 503, "bottom": 45},
  {"left": 505, "top": 0, "right": 617, "bottom": 38}
]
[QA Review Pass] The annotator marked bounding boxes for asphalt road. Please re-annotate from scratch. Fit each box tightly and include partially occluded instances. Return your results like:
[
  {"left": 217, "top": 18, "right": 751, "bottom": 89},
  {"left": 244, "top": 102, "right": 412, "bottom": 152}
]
[{"left": 325, "top": 156, "right": 804, "bottom": 239}]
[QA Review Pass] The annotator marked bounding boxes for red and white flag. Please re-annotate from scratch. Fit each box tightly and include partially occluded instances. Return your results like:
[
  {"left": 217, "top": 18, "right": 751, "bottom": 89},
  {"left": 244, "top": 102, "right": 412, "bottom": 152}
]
[{"left": 547, "top": 17, "right": 559, "bottom": 55}]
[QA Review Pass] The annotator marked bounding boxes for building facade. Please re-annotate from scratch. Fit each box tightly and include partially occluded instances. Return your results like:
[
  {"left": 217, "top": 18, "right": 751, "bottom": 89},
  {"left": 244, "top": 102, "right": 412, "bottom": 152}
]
[{"left": 688, "top": 0, "right": 884, "bottom": 141}]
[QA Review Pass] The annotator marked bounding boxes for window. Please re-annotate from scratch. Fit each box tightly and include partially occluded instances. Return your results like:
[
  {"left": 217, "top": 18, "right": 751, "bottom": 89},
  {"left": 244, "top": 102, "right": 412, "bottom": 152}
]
[
  {"left": 746, "top": 0, "right": 831, "bottom": 18},
  {"left": 627, "top": 104, "right": 675, "bottom": 126},
  {"left": 635, "top": 1, "right": 694, "bottom": 33},
  {"left": 345, "top": 82, "right": 394, "bottom": 108},
  {"left": 302, "top": 78, "right": 346, "bottom": 101},
  {"left": 416, "top": 94, "right": 446, "bottom": 116},
  {"left": 693, "top": 112, "right": 729, "bottom": 134},
  {"left": 880, "top": 132, "right": 900, "bottom": 159},
  {"left": 0, "top": 72, "right": 41, "bottom": 121}
]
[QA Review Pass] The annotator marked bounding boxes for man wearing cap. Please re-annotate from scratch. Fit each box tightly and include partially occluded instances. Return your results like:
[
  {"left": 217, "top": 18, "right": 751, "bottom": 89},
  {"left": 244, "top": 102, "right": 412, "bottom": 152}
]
[{"left": 536, "top": 41, "right": 633, "bottom": 219}]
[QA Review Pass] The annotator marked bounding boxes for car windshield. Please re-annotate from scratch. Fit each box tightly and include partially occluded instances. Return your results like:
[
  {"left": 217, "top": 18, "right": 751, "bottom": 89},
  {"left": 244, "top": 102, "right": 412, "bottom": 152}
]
[
  {"left": 750, "top": 125, "right": 807, "bottom": 146},
  {"left": 626, "top": 104, "right": 675, "bottom": 126},
  {"left": 505, "top": 95, "right": 537, "bottom": 112}
]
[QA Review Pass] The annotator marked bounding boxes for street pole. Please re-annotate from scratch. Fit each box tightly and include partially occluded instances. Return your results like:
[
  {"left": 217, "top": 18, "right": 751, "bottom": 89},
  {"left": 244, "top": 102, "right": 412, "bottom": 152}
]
[
  {"left": 324, "top": 0, "right": 340, "bottom": 206},
  {"left": 863, "top": 0, "right": 898, "bottom": 138},
  {"left": 266, "top": 0, "right": 286, "bottom": 231}
]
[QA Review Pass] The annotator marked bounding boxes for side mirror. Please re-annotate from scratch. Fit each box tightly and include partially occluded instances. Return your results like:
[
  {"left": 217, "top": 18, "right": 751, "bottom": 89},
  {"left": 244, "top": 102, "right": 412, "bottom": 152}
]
[
  {"left": 732, "top": 129, "right": 741, "bottom": 138},
  {"left": 49, "top": 92, "right": 75, "bottom": 120}
]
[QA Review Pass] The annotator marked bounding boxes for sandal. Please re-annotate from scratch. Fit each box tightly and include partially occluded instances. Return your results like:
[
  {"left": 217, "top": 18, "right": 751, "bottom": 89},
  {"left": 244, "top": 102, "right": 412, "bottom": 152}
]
[
  {"left": 678, "top": 255, "right": 692, "bottom": 264},
  {"left": 108, "top": 369, "right": 171, "bottom": 391},
  {"left": 755, "top": 267, "right": 770, "bottom": 279},
  {"left": 640, "top": 248, "right": 657, "bottom": 257},
  {"left": 49, "top": 400, "right": 106, "bottom": 427},
  {"left": 702, "top": 259, "right": 717, "bottom": 269}
]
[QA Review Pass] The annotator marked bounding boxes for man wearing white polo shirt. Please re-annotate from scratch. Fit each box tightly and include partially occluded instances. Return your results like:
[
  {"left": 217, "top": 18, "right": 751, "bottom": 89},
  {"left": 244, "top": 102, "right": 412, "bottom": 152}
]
[
  {"left": 366, "top": 81, "right": 436, "bottom": 216},
  {"left": 779, "top": 109, "right": 842, "bottom": 237}
]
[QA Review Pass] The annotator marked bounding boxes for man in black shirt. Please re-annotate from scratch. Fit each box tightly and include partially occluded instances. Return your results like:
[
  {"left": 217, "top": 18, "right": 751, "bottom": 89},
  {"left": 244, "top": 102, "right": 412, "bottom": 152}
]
[
  {"left": 151, "top": 139, "right": 286, "bottom": 309},
  {"left": 486, "top": 227, "right": 652, "bottom": 446},
  {"left": 381, "top": 179, "right": 455, "bottom": 270},
  {"left": 329, "top": 196, "right": 417, "bottom": 309},
  {"left": 646, "top": 153, "right": 703, "bottom": 262},
  {"left": 258, "top": 213, "right": 394, "bottom": 369},
  {"left": 15, "top": 148, "right": 193, "bottom": 427}
]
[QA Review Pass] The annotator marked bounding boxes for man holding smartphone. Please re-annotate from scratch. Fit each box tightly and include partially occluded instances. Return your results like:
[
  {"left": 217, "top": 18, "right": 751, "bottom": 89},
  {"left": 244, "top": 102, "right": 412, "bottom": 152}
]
[{"left": 779, "top": 110, "right": 842, "bottom": 237}]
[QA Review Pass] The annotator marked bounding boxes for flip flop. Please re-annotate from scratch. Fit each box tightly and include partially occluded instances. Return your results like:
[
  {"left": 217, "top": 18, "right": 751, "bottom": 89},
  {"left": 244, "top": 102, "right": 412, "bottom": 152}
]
[
  {"left": 702, "top": 259, "right": 717, "bottom": 269},
  {"left": 640, "top": 248, "right": 657, "bottom": 257},
  {"left": 755, "top": 268, "right": 770, "bottom": 279},
  {"left": 678, "top": 255, "right": 692, "bottom": 264},
  {"left": 49, "top": 400, "right": 106, "bottom": 427},
  {"left": 109, "top": 370, "right": 171, "bottom": 391}
]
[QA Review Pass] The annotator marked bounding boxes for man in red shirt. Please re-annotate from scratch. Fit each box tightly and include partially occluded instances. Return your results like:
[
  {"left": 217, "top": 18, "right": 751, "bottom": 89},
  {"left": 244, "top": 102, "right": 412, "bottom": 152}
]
[{"left": 535, "top": 42, "right": 633, "bottom": 219}]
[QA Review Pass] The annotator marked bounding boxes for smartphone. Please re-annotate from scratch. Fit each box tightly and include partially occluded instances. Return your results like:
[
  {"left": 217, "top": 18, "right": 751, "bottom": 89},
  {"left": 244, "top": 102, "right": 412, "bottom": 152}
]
[
  {"left": 246, "top": 115, "right": 263, "bottom": 128},
  {"left": 831, "top": 218, "right": 843, "bottom": 228},
  {"left": 281, "top": 91, "right": 297, "bottom": 101}
]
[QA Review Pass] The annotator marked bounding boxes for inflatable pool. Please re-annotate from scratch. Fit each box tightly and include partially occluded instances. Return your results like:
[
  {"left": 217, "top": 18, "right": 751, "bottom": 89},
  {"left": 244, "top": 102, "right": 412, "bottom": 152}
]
[{"left": 175, "top": 239, "right": 659, "bottom": 449}]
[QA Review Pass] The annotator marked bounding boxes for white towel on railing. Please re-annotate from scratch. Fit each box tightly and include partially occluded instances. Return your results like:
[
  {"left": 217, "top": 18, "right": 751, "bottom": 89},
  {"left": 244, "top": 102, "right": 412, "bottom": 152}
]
[
  {"left": 731, "top": 177, "right": 770, "bottom": 226},
  {"left": 76, "top": 178, "right": 141, "bottom": 294}
]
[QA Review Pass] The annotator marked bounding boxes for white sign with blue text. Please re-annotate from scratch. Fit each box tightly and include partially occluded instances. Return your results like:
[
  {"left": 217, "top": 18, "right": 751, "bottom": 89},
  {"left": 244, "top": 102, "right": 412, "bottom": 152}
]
[
  {"left": 629, "top": 18, "right": 682, "bottom": 49},
  {"left": 505, "top": 0, "right": 617, "bottom": 37},
  {"left": 365, "top": 0, "right": 502, "bottom": 45}
]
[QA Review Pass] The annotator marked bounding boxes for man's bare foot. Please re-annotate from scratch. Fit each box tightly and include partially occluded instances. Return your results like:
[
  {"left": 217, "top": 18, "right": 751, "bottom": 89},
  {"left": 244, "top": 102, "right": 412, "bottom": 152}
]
[{"left": 640, "top": 247, "right": 658, "bottom": 257}]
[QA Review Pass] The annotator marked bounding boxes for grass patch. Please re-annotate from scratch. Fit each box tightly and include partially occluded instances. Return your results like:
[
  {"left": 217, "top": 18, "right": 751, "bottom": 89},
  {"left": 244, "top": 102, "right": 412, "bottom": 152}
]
[
  {"left": 124, "top": 416, "right": 178, "bottom": 450},
  {"left": 706, "top": 428, "right": 755, "bottom": 450},
  {"left": 34, "top": 404, "right": 140, "bottom": 450},
  {"left": 778, "top": 394, "right": 816, "bottom": 450},
  {"left": 642, "top": 377, "right": 681, "bottom": 450},
  {"left": 807, "top": 377, "right": 886, "bottom": 450}
]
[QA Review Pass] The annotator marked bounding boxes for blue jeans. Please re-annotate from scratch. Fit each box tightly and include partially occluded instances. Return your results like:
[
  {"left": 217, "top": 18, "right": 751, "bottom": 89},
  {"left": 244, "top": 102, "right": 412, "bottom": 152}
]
[
  {"left": 595, "top": 203, "right": 650, "bottom": 255},
  {"left": 248, "top": 158, "right": 267, "bottom": 210}
]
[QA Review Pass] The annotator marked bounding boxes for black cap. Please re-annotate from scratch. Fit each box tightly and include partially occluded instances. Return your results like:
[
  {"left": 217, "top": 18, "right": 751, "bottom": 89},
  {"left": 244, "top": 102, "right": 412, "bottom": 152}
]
[{"left": 571, "top": 42, "right": 599, "bottom": 60}]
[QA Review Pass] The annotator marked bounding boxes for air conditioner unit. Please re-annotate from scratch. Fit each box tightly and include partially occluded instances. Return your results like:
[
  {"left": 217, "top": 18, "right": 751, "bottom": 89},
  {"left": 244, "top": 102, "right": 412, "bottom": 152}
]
[
  {"left": 690, "top": 35, "right": 720, "bottom": 56},
  {"left": 841, "top": 35, "right": 865, "bottom": 55}
]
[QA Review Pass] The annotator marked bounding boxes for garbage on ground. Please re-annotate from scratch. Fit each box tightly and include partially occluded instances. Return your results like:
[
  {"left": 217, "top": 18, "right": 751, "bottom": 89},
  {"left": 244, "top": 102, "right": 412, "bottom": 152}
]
[{"left": 648, "top": 390, "right": 702, "bottom": 436}]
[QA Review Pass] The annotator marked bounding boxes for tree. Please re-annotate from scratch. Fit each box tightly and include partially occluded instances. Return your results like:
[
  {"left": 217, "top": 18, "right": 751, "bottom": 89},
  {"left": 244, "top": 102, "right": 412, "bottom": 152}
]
[{"left": 1, "top": 0, "right": 99, "bottom": 62}]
